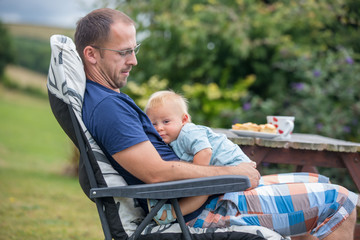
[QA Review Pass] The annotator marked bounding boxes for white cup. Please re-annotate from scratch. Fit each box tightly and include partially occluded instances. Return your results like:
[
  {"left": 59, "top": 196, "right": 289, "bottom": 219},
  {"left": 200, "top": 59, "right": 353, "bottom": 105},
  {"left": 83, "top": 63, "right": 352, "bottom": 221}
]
[{"left": 266, "top": 116, "right": 295, "bottom": 140}]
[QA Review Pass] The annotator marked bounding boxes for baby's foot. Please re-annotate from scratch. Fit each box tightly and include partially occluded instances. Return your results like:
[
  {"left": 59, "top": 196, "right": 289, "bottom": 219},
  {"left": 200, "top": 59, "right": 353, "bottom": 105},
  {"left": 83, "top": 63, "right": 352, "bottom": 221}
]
[{"left": 147, "top": 199, "right": 176, "bottom": 225}]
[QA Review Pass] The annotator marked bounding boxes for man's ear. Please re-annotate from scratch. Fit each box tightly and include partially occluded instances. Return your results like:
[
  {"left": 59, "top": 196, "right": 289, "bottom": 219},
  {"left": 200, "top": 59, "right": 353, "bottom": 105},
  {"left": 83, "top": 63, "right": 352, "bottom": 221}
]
[{"left": 83, "top": 46, "right": 97, "bottom": 65}]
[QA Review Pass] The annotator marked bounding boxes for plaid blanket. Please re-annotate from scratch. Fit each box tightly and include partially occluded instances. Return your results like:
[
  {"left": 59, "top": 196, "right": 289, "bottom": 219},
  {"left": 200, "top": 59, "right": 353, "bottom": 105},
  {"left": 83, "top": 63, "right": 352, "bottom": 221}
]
[
  {"left": 259, "top": 172, "right": 330, "bottom": 186},
  {"left": 187, "top": 173, "right": 358, "bottom": 239}
]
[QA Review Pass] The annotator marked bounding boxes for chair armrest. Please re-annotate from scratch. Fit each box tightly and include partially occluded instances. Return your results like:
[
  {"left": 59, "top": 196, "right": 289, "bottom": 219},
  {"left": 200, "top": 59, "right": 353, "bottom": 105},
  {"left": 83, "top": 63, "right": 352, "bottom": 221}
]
[{"left": 89, "top": 175, "right": 249, "bottom": 199}]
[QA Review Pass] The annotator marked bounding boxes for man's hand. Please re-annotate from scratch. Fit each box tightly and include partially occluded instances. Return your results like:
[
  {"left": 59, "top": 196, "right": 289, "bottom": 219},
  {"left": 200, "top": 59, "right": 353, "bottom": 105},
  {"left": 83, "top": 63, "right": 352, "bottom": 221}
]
[{"left": 234, "top": 162, "right": 261, "bottom": 189}]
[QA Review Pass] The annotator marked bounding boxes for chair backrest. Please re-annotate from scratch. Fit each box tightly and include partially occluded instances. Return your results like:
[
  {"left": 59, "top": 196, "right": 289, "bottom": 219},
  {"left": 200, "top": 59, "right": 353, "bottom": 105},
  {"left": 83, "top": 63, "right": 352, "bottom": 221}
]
[{"left": 47, "top": 35, "right": 145, "bottom": 239}]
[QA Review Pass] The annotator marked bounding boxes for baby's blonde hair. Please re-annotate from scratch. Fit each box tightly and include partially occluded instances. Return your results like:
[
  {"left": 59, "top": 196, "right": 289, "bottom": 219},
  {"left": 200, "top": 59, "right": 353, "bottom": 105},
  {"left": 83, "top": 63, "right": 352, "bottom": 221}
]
[{"left": 145, "top": 90, "right": 191, "bottom": 122}]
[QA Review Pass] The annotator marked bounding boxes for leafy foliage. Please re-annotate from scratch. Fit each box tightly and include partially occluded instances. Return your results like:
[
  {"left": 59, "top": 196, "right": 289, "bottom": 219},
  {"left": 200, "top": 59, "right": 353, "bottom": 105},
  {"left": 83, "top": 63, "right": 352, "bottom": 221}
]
[
  {"left": 13, "top": 36, "right": 51, "bottom": 74},
  {"left": 0, "top": 21, "right": 15, "bottom": 77},
  {"left": 118, "top": 0, "right": 360, "bottom": 142},
  {"left": 181, "top": 75, "right": 255, "bottom": 126},
  {"left": 125, "top": 75, "right": 169, "bottom": 109},
  {"left": 275, "top": 48, "right": 359, "bottom": 141}
]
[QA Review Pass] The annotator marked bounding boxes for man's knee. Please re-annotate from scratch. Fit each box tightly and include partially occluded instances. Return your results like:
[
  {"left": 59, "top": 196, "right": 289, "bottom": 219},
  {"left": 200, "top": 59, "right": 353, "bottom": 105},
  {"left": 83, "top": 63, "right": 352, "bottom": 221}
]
[{"left": 348, "top": 207, "right": 357, "bottom": 223}]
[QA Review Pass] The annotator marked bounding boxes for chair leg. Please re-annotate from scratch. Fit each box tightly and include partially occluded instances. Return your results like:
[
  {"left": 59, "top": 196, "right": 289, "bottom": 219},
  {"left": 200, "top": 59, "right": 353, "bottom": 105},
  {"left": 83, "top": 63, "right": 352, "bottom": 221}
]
[
  {"left": 130, "top": 199, "right": 167, "bottom": 240},
  {"left": 131, "top": 199, "right": 193, "bottom": 240},
  {"left": 170, "top": 199, "right": 193, "bottom": 240},
  {"left": 95, "top": 199, "right": 113, "bottom": 240}
]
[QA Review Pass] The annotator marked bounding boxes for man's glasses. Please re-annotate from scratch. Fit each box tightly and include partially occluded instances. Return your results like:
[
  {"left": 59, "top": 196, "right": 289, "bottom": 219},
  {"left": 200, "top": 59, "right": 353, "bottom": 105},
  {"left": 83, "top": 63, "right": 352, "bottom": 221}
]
[{"left": 91, "top": 43, "right": 141, "bottom": 57}]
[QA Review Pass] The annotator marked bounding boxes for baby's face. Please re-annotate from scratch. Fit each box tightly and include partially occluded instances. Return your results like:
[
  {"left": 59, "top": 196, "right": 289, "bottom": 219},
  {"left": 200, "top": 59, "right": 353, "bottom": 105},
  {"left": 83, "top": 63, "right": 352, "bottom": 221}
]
[{"left": 147, "top": 103, "right": 185, "bottom": 144}]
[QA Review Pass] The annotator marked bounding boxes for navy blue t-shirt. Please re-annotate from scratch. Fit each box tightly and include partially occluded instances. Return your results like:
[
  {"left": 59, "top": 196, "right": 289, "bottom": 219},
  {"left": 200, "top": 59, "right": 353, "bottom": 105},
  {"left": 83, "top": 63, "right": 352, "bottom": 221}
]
[
  {"left": 82, "top": 80, "right": 179, "bottom": 186},
  {"left": 82, "top": 80, "right": 211, "bottom": 221},
  {"left": 82, "top": 80, "right": 211, "bottom": 219}
]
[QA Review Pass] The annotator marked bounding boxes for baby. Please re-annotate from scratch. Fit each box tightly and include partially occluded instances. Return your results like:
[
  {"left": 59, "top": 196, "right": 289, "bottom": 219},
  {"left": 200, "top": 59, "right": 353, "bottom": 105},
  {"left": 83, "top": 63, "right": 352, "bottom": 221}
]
[{"left": 145, "top": 90, "right": 254, "bottom": 224}]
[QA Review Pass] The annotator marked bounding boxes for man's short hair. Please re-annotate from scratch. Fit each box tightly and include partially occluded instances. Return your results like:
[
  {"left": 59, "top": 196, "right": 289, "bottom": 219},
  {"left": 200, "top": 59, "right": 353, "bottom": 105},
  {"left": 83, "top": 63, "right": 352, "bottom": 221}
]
[{"left": 74, "top": 8, "right": 135, "bottom": 61}]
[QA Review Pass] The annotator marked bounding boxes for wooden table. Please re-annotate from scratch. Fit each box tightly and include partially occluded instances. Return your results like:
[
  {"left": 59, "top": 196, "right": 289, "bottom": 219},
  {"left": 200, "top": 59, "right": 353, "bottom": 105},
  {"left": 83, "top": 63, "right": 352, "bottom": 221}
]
[{"left": 214, "top": 129, "right": 360, "bottom": 238}]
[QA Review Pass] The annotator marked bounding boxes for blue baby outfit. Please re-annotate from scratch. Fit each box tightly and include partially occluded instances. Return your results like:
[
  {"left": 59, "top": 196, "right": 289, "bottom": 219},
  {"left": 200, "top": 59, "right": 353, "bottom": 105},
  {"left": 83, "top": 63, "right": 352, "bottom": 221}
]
[{"left": 170, "top": 123, "right": 251, "bottom": 166}]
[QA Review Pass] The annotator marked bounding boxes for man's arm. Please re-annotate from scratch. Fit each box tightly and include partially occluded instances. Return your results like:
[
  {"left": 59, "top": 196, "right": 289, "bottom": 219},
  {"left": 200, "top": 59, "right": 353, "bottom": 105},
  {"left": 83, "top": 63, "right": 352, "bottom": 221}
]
[{"left": 112, "top": 140, "right": 260, "bottom": 188}]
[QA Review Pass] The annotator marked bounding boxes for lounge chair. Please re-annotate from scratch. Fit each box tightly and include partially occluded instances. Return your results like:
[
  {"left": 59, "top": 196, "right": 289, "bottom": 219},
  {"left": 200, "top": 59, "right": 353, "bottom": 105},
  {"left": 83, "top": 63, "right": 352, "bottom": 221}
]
[{"left": 47, "top": 34, "right": 289, "bottom": 240}]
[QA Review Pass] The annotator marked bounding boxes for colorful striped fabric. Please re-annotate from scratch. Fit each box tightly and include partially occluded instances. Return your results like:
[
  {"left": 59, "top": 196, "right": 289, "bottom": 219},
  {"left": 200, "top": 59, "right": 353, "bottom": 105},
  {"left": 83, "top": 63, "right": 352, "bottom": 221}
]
[
  {"left": 187, "top": 173, "right": 358, "bottom": 239},
  {"left": 259, "top": 172, "right": 330, "bottom": 186}
]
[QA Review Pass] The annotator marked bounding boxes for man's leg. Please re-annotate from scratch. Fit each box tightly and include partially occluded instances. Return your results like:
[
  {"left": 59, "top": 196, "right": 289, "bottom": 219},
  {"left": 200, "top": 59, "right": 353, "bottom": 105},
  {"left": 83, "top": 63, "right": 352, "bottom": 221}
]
[
  {"left": 292, "top": 207, "right": 356, "bottom": 240},
  {"left": 323, "top": 207, "right": 356, "bottom": 240},
  {"left": 187, "top": 183, "right": 358, "bottom": 239},
  {"left": 260, "top": 173, "right": 330, "bottom": 186},
  {"left": 292, "top": 233, "right": 317, "bottom": 240}
]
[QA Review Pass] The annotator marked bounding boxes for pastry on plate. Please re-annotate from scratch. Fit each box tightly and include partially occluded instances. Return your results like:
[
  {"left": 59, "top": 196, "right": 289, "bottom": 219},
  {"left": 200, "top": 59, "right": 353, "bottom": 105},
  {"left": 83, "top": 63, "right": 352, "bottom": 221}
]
[
  {"left": 259, "top": 123, "right": 277, "bottom": 134},
  {"left": 232, "top": 122, "right": 260, "bottom": 132}
]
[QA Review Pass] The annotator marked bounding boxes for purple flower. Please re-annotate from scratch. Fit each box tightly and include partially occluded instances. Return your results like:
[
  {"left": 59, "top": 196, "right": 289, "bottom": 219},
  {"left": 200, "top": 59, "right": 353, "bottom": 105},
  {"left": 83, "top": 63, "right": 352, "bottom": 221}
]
[
  {"left": 346, "top": 57, "right": 354, "bottom": 65},
  {"left": 262, "top": 162, "right": 270, "bottom": 167},
  {"left": 313, "top": 70, "right": 321, "bottom": 77},
  {"left": 242, "top": 102, "right": 251, "bottom": 111},
  {"left": 291, "top": 82, "right": 305, "bottom": 91},
  {"left": 316, "top": 123, "right": 323, "bottom": 130},
  {"left": 343, "top": 126, "right": 351, "bottom": 133}
]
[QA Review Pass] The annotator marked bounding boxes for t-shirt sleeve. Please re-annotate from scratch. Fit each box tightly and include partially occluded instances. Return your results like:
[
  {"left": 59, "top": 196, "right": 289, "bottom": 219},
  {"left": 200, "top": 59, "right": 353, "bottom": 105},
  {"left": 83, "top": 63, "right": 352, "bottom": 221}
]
[
  {"left": 90, "top": 96, "right": 148, "bottom": 155},
  {"left": 178, "top": 125, "right": 212, "bottom": 156}
]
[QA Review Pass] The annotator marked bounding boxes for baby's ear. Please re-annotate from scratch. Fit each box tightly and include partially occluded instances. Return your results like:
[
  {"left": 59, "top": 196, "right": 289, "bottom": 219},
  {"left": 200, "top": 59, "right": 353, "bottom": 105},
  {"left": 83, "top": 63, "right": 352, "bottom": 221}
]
[{"left": 182, "top": 114, "right": 190, "bottom": 124}]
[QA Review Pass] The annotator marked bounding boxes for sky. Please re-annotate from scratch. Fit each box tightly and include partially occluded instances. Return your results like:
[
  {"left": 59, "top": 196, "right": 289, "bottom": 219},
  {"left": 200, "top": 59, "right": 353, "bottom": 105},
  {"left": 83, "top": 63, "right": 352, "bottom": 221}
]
[{"left": 0, "top": 0, "right": 110, "bottom": 28}]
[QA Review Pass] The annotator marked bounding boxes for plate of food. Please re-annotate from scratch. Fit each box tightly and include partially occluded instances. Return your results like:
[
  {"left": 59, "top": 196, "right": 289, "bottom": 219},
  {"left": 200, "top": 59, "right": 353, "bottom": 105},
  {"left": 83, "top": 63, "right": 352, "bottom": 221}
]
[{"left": 230, "top": 122, "right": 279, "bottom": 139}]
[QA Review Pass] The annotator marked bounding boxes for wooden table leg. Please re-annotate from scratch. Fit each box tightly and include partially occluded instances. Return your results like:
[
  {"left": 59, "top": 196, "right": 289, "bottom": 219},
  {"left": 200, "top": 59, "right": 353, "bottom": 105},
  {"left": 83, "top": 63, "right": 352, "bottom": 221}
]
[
  {"left": 341, "top": 153, "right": 360, "bottom": 192},
  {"left": 339, "top": 153, "right": 360, "bottom": 239}
]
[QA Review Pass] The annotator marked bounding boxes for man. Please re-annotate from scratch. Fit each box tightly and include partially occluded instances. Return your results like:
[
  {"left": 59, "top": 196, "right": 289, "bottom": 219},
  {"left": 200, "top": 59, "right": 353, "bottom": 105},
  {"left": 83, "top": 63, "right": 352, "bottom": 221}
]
[{"left": 75, "top": 8, "right": 357, "bottom": 240}]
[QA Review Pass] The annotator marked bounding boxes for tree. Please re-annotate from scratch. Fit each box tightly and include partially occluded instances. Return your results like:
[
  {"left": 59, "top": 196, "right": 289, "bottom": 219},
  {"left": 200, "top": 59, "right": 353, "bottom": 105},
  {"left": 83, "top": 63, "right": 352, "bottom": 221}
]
[
  {"left": 113, "top": 0, "right": 360, "bottom": 141},
  {"left": 0, "top": 21, "right": 14, "bottom": 77},
  {"left": 93, "top": 0, "right": 360, "bottom": 191}
]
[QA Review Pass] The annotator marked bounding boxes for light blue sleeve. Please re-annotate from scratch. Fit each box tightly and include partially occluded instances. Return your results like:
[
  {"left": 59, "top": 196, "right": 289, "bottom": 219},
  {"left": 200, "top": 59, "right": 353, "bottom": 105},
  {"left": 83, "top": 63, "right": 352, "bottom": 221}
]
[{"left": 170, "top": 123, "right": 212, "bottom": 162}]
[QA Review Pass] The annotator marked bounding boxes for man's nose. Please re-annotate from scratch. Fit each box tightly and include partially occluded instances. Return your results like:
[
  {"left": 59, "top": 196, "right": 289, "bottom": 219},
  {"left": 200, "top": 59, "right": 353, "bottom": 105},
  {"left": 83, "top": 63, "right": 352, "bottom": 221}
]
[{"left": 126, "top": 52, "right": 138, "bottom": 66}]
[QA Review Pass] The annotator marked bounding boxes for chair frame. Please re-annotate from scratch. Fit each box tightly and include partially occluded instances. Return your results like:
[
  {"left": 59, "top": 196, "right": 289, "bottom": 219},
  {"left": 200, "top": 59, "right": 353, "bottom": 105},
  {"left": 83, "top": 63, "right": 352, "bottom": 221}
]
[
  {"left": 46, "top": 34, "right": 277, "bottom": 240},
  {"left": 65, "top": 101, "right": 252, "bottom": 240}
]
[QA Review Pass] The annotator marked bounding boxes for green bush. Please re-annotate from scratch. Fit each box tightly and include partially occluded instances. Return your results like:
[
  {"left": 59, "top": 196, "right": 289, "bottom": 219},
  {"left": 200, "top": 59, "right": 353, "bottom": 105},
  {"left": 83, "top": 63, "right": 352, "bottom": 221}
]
[
  {"left": 117, "top": 0, "right": 360, "bottom": 141},
  {"left": 239, "top": 47, "right": 360, "bottom": 142},
  {"left": 13, "top": 36, "right": 51, "bottom": 74},
  {"left": 124, "top": 75, "right": 169, "bottom": 110},
  {"left": 181, "top": 75, "right": 255, "bottom": 127},
  {"left": 0, "top": 21, "right": 15, "bottom": 77},
  {"left": 124, "top": 74, "right": 255, "bottom": 127}
]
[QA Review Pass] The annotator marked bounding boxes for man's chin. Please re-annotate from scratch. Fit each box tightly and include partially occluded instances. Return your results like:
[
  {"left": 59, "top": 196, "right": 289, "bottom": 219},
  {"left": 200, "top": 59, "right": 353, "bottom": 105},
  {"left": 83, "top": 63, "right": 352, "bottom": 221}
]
[{"left": 117, "top": 79, "right": 128, "bottom": 88}]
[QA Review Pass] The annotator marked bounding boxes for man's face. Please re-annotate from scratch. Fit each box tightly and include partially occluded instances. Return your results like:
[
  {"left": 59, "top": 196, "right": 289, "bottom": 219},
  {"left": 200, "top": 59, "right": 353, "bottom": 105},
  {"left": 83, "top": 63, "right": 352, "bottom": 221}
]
[{"left": 95, "top": 21, "right": 138, "bottom": 89}]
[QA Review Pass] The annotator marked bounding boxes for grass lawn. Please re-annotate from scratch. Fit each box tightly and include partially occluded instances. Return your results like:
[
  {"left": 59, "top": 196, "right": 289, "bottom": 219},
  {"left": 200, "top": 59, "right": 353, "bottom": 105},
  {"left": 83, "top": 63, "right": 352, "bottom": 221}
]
[{"left": 0, "top": 84, "right": 104, "bottom": 240}]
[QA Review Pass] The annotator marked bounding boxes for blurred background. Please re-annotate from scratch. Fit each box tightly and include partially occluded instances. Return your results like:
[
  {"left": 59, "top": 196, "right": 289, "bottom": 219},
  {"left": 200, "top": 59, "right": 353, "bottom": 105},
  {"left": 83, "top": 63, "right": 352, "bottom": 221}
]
[{"left": 0, "top": 0, "right": 359, "bottom": 239}]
